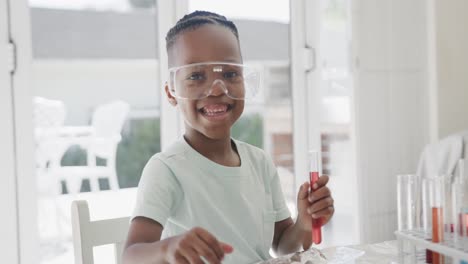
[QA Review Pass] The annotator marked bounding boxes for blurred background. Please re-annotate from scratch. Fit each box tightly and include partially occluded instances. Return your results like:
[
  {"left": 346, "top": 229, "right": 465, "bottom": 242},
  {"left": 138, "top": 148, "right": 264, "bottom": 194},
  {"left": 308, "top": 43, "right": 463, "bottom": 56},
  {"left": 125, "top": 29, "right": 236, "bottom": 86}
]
[{"left": 1, "top": 0, "right": 467, "bottom": 263}]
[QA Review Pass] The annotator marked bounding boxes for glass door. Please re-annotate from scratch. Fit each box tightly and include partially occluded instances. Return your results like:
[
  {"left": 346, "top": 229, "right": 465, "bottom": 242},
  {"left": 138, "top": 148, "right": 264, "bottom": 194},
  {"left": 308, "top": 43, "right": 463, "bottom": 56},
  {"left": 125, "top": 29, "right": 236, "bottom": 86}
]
[
  {"left": 291, "top": 0, "right": 358, "bottom": 247},
  {"left": 315, "top": 0, "right": 356, "bottom": 247},
  {"left": 27, "top": 0, "right": 161, "bottom": 262}
]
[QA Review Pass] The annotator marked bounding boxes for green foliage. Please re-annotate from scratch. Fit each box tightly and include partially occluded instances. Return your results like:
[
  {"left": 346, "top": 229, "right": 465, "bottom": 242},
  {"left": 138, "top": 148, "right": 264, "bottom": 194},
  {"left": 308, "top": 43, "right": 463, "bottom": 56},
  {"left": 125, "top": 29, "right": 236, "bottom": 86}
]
[
  {"left": 61, "top": 146, "right": 86, "bottom": 166},
  {"left": 231, "top": 113, "right": 264, "bottom": 148},
  {"left": 116, "top": 118, "right": 161, "bottom": 188},
  {"left": 128, "top": 0, "right": 155, "bottom": 9}
]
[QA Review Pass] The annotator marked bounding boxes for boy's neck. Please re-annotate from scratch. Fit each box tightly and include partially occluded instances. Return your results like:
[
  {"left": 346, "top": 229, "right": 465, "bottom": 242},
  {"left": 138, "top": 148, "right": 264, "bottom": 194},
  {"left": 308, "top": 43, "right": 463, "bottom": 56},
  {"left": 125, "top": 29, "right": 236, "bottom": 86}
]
[{"left": 183, "top": 132, "right": 241, "bottom": 167}]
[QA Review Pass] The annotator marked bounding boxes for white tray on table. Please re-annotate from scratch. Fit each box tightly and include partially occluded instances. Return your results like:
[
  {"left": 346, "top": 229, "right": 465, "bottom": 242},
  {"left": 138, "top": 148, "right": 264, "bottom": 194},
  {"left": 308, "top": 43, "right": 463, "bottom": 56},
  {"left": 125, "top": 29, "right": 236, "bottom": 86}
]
[{"left": 256, "top": 240, "right": 399, "bottom": 264}]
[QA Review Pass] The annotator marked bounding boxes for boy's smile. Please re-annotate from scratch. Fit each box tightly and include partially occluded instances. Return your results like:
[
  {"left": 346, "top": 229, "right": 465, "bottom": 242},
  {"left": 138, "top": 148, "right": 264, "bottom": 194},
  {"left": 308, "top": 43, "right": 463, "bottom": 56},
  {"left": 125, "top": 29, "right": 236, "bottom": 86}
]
[{"left": 198, "top": 103, "right": 234, "bottom": 121}]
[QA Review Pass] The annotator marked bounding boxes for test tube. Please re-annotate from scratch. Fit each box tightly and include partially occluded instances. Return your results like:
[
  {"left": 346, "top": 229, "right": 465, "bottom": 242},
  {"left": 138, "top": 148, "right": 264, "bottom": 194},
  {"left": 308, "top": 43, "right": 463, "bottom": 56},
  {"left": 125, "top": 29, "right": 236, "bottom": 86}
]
[
  {"left": 397, "top": 174, "right": 418, "bottom": 231},
  {"left": 422, "top": 177, "right": 433, "bottom": 263},
  {"left": 443, "top": 175, "right": 453, "bottom": 264},
  {"left": 429, "top": 176, "right": 446, "bottom": 264},
  {"left": 309, "top": 150, "right": 322, "bottom": 244},
  {"left": 453, "top": 160, "right": 468, "bottom": 254},
  {"left": 397, "top": 174, "right": 419, "bottom": 264},
  {"left": 453, "top": 176, "right": 468, "bottom": 247},
  {"left": 444, "top": 175, "right": 454, "bottom": 236}
]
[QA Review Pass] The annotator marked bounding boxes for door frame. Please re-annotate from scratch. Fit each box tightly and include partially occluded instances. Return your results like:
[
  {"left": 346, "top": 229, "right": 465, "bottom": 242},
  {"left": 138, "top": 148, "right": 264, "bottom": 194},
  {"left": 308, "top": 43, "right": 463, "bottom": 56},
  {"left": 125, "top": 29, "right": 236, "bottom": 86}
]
[
  {"left": 4, "top": 0, "right": 39, "bottom": 262},
  {"left": 0, "top": 0, "right": 20, "bottom": 261},
  {"left": 289, "top": 0, "right": 322, "bottom": 200},
  {"left": 158, "top": 0, "right": 188, "bottom": 150}
]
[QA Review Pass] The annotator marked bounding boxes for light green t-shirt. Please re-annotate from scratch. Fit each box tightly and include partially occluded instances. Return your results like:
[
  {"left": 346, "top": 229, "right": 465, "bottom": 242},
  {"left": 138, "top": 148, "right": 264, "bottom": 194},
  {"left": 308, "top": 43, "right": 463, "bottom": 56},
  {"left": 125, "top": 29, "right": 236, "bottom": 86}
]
[{"left": 132, "top": 137, "right": 291, "bottom": 264}]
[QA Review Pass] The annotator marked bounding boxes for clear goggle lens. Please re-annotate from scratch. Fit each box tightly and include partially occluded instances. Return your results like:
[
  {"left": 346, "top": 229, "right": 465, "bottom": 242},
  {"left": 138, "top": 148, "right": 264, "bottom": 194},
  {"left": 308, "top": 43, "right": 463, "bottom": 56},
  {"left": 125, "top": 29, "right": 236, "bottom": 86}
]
[{"left": 168, "top": 62, "right": 261, "bottom": 100}]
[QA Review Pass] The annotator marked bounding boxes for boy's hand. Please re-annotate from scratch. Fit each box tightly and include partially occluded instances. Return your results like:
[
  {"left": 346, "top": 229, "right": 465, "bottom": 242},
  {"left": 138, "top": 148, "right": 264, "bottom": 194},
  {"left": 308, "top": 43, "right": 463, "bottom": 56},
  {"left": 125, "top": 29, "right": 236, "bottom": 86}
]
[
  {"left": 296, "top": 175, "right": 334, "bottom": 231},
  {"left": 165, "top": 227, "right": 233, "bottom": 264}
]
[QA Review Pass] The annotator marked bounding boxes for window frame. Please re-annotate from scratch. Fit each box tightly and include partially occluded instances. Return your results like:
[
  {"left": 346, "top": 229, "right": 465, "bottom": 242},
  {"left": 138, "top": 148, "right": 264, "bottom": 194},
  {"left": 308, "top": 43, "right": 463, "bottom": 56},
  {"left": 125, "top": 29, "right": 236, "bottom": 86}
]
[{"left": 2, "top": 0, "right": 39, "bottom": 263}]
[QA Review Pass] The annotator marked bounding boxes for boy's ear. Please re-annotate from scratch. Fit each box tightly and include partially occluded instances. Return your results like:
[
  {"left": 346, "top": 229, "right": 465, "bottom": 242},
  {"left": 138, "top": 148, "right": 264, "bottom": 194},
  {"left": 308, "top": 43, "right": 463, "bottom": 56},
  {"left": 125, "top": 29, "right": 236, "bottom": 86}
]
[{"left": 165, "top": 83, "right": 178, "bottom": 106}]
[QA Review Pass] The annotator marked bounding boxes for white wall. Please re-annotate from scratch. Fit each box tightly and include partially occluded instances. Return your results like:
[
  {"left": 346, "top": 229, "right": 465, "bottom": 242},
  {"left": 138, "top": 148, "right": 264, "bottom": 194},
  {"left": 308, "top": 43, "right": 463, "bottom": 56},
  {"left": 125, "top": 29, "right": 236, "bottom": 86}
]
[
  {"left": 352, "top": 0, "right": 430, "bottom": 243},
  {"left": 433, "top": 0, "right": 468, "bottom": 139}
]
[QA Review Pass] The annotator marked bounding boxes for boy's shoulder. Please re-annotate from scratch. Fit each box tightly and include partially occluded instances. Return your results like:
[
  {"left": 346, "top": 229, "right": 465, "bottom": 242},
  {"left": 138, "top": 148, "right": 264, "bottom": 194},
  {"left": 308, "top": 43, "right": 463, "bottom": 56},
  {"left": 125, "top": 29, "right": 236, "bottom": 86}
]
[{"left": 152, "top": 138, "right": 189, "bottom": 162}]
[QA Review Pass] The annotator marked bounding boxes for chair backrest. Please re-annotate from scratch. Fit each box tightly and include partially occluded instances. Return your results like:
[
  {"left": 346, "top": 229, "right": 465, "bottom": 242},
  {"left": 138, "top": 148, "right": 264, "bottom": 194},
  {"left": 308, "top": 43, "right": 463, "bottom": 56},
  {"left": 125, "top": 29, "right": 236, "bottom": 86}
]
[
  {"left": 91, "top": 100, "right": 130, "bottom": 138},
  {"left": 33, "top": 96, "right": 66, "bottom": 128},
  {"left": 71, "top": 200, "right": 130, "bottom": 264}
]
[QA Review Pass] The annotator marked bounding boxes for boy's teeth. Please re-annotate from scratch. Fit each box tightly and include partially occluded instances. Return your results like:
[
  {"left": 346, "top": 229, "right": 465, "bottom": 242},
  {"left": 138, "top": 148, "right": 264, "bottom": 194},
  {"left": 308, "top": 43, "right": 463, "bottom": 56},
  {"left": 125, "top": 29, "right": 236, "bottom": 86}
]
[{"left": 202, "top": 104, "right": 228, "bottom": 114}]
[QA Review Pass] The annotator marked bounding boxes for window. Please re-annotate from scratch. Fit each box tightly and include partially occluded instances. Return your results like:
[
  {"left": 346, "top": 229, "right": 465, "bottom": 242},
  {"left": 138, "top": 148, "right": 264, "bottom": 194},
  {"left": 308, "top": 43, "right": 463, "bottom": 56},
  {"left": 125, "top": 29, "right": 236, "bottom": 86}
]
[{"left": 29, "top": 1, "right": 160, "bottom": 262}]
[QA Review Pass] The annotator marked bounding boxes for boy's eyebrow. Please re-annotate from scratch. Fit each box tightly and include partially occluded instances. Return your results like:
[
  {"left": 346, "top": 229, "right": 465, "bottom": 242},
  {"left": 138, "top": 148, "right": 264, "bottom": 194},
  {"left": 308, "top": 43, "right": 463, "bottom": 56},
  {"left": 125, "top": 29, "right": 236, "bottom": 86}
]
[{"left": 182, "top": 57, "right": 242, "bottom": 65}]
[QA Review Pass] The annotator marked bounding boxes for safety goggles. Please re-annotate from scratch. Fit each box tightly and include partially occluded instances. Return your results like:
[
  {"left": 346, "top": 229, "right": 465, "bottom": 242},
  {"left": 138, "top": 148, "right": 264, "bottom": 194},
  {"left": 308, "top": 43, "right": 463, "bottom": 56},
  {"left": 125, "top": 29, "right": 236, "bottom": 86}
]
[{"left": 168, "top": 62, "right": 261, "bottom": 100}]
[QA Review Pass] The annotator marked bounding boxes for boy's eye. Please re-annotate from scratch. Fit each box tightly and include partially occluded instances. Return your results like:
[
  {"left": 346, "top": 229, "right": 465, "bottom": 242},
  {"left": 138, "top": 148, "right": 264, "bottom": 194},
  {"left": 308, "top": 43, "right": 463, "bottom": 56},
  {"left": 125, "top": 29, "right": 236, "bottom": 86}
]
[
  {"left": 223, "top": 71, "right": 239, "bottom": 78},
  {"left": 187, "top": 72, "right": 205, "bottom": 80}
]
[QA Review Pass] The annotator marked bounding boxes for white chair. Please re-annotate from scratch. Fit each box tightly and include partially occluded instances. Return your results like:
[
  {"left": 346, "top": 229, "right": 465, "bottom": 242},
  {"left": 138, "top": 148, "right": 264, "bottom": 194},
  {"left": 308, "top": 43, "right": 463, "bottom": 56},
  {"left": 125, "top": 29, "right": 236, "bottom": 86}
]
[
  {"left": 34, "top": 97, "right": 74, "bottom": 241},
  {"left": 71, "top": 200, "right": 130, "bottom": 264},
  {"left": 33, "top": 96, "right": 69, "bottom": 194},
  {"left": 87, "top": 100, "right": 130, "bottom": 191},
  {"left": 33, "top": 96, "right": 66, "bottom": 131},
  {"left": 58, "top": 100, "right": 130, "bottom": 193}
]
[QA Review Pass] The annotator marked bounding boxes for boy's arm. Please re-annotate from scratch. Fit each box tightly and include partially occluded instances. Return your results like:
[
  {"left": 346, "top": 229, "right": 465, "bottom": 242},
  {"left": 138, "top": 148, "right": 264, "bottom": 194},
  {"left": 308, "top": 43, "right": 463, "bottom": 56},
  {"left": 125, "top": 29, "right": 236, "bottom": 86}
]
[
  {"left": 272, "top": 217, "right": 312, "bottom": 256},
  {"left": 123, "top": 217, "right": 232, "bottom": 264},
  {"left": 123, "top": 216, "right": 168, "bottom": 264}
]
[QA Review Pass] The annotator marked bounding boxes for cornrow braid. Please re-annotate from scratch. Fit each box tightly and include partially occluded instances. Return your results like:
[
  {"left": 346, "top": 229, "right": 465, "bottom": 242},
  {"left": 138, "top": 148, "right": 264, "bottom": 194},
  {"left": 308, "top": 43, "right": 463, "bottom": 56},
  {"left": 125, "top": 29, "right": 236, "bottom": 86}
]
[{"left": 165, "top": 10, "right": 239, "bottom": 52}]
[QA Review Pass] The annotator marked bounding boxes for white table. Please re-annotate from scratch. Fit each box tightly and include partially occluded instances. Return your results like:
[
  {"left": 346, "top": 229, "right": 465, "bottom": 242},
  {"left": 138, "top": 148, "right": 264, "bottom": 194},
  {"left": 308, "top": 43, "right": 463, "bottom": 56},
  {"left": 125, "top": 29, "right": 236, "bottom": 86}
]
[{"left": 322, "top": 240, "right": 398, "bottom": 263}]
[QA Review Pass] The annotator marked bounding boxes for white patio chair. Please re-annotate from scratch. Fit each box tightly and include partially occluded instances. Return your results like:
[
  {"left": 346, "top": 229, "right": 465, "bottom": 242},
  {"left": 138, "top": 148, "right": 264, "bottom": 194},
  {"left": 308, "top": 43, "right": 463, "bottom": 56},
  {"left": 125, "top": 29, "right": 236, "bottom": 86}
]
[
  {"left": 34, "top": 97, "right": 73, "bottom": 241},
  {"left": 33, "top": 96, "right": 69, "bottom": 189},
  {"left": 87, "top": 100, "right": 130, "bottom": 191},
  {"left": 71, "top": 200, "right": 130, "bottom": 264},
  {"left": 58, "top": 100, "right": 130, "bottom": 193}
]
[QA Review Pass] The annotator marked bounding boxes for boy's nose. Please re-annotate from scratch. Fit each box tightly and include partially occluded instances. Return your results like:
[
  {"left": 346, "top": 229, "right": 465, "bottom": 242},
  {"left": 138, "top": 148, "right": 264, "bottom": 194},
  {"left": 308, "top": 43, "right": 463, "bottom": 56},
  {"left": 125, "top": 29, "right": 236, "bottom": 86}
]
[{"left": 208, "top": 79, "right": 228, "bottom": 97}]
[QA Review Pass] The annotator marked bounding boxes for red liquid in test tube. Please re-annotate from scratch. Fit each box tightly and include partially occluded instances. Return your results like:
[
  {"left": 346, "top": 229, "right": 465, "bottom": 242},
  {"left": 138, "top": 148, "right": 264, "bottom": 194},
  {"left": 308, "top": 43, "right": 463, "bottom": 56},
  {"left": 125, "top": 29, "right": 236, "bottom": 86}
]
[
  {"left": 309, "top": 151, "right": 322, "bottom": 244},
  {"left": 432, "top": 207, "right": 443, "bottom": 264},
  {"left": 465, "top": 213, "right": 468, "bottom": 235},
  {"left": 462, "top": 211, "right": 468, "bottom": 236}
]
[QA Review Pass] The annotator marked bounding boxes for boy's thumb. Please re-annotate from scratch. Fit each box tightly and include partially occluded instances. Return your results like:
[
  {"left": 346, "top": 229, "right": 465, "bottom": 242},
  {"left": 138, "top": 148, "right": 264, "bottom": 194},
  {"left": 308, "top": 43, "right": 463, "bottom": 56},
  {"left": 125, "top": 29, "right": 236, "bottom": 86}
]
[{"left": 220, "top": 242, "right": 234, "bottom": 254}]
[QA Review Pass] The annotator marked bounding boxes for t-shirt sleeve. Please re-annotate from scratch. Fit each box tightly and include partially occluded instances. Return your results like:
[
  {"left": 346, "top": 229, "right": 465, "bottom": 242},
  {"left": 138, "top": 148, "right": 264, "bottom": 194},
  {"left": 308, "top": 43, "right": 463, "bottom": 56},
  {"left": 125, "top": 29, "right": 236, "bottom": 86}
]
[
  {"left": 266, "top": 154, "right": 291, "bottom": 222},
  {"left": 131, "top": 155, "right": 182, "bottom": 226}
]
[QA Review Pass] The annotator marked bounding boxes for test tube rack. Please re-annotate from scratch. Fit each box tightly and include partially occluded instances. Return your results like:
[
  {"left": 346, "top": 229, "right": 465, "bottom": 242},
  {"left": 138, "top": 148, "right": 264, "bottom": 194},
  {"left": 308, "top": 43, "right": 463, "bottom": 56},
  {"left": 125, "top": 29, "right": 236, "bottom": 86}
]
[{"left": 395, "top": 230, "right": 468, "bottom": 263}]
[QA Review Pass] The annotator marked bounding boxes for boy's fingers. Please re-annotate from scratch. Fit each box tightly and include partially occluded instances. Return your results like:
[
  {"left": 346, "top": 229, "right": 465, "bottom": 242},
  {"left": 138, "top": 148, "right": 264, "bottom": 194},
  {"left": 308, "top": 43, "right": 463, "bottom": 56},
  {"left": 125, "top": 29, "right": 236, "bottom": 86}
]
[
  {"left": 220, "top": 242, "right": 234, "bottom": 254},
  {"left": 193, "top": 242, "right": 221, "bottom": 264},
  {"left": 173, "top": 254, "right": 190, "bottom": 264},
  {"left": 312, "top": 175, "right": 329, "bottom": 190},
  {"left": 297, "top": 182, "right": 310, "bottom": 200},
  {"left": 308, "top": 186, "right": 331, "bottom": 203},
  {"left": 310, "top": 205, "right": 335, "bottom": 219},
  {"left": 195, "top": 228, "right": 224, "bottom": 259},
  {"left": 307, "top": 197, "right": 334, "bottom": 215},
  {"left": 179, "top": 247, "right": 203, "bottom": 264}
]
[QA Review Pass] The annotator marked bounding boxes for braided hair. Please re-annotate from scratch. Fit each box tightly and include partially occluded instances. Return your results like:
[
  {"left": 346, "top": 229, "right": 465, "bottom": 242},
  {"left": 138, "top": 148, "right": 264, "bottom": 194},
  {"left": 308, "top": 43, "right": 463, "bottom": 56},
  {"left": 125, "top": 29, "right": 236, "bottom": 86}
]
[{"left": 165, "top": 10, "right": 239, "bottom": 52}]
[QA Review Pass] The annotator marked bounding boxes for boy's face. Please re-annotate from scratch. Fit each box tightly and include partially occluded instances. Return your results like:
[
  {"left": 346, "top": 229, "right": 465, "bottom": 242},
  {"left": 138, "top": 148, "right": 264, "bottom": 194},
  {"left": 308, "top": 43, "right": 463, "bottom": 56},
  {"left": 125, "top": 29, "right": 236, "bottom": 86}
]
[{"left": 166, "top": 24, "right": 244, "bottom": 140}]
